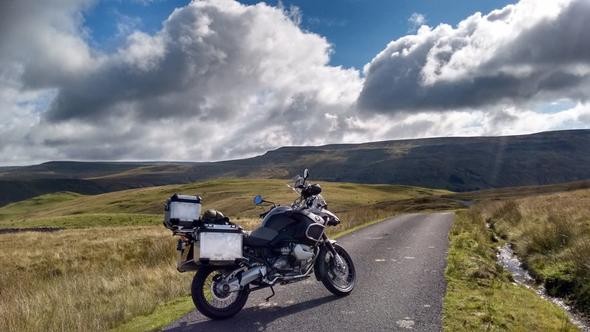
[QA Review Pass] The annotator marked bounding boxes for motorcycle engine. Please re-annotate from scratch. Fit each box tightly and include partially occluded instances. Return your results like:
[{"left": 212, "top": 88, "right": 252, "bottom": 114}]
[
  {"left": 272, "top": 256, "right": 291, "bottom": 271},
  {"left": 271, "top": 243, "right": 314, "bottom": 272}
]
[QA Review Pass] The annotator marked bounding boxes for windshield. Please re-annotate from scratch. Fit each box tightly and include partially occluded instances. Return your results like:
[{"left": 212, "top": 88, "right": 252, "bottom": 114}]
[{"left": 290, "top": 175, "right": 304, "bottom": 192}]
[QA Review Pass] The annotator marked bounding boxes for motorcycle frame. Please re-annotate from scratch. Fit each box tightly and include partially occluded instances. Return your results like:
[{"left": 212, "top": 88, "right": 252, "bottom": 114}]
[{"left": 174, "top": 230, "right": 340, "bottom": 295}]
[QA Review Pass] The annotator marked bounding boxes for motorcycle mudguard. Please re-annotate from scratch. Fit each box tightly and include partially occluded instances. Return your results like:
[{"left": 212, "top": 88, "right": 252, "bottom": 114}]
[
  {"left": 313, "top": 241, "right": 334, "bottom": 281},
  {"left": 313, "top": 248, "right": 325, "bottom": 281}
]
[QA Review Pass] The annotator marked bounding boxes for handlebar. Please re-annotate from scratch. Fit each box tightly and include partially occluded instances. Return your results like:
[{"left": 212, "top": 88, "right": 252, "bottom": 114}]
[{"left": 259, "top": 204, "right": 277, "bottom": 218}]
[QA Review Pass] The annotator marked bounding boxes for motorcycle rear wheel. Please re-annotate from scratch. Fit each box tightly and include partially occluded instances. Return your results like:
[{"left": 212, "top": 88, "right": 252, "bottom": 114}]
[
  {"left": 318, "top": 244, "right": 356, "bottom": 296},
  {"left": 191, "top": 266, "right": 249, "bottom": 320}
]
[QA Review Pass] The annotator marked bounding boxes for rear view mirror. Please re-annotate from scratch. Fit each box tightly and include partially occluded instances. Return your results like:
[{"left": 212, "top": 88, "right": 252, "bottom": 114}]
[
  {"left": 303, "top": 168, "right": 309, "bottom": 179},
  {"left": 253, "top": 195, "right": 264, "bottom": 205}
]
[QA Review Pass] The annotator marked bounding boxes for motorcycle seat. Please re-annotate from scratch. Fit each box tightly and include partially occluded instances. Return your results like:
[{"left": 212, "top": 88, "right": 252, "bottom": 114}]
[
  {"left": 243, "top": 227, "right": 278, "bottom": 247},
  {"left": 243, "top": 233, "right": 269, "bottom": 247}
]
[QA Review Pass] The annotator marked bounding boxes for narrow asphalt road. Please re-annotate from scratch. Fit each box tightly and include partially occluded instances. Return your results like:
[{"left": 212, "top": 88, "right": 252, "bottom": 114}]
[{"left": 165, "top": 212, "right": 455, "bottom": 332}]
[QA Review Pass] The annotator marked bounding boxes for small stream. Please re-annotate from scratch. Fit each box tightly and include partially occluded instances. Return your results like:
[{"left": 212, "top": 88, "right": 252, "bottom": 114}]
[{"left": 497, "top": 244, "right": 590, "bottom": 331}]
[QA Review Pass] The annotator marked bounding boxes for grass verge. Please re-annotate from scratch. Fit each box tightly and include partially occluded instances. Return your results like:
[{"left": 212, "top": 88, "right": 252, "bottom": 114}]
[
  {"left": 111, "top": 297, "right": 193, "bottom": 332},
  {"left": 480, "top": 188, "right": 590, "bottom": 317},
  {"left": 443, "top": 210, "right": 578, "bottom": 331}
]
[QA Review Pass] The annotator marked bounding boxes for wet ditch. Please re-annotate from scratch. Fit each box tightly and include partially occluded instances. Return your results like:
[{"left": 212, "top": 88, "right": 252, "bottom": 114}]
[{"left": 496, "top": 243, "right": 590, "bottom": 331}]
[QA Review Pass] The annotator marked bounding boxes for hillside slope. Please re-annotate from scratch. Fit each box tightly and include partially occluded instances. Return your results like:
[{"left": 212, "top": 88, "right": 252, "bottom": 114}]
[
  {"left": 2, "top": 129, "right": 589, "bottom": 205},
  {"left": 0, "top": 179, "right": 451, "bottom": 229}
]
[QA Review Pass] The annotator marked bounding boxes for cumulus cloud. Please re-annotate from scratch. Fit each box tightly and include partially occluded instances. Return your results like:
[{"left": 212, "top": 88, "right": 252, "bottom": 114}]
[
  {"left": 0, "top": 0, "right": 362, "bottom": 163},
  {"left": 0, "top": 0, "right": 96, "bottom": 89},
  {"left": 47, "top": 0, "right": 361, "bottom": 122},
  {"left": 358, "top": 0, "right": 590, "bottom": 113},
  {"left": 0, "top": 0, "right": 97, "bottom": 164},
  {"left": 0, "top": 0, "right": 589, "bottom": 165}
]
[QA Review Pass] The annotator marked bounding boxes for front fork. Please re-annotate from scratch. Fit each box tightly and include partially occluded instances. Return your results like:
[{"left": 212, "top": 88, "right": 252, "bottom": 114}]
[
  {"left": 322, "top": 233, "right": 338, "bottom": 254},
  {"left": 324, "top": 234, "right": 345, "bottom": 263},
  {"left": 314, "top": 234, "right": 344, "bottom": 280}
]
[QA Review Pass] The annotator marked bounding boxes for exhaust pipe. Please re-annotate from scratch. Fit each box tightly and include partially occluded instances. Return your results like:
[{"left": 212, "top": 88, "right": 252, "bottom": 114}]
[{"left": 239, "top": 266, "right": 267, "bottom": 286}]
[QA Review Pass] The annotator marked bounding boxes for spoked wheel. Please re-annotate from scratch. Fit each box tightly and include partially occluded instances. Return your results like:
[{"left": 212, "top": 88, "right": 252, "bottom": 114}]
[
  {"left": 191, "top": 267, "right": 249, "bottom": 320},
  {"left": 318, "top": 243, "right": 356, "bottom": 296}
]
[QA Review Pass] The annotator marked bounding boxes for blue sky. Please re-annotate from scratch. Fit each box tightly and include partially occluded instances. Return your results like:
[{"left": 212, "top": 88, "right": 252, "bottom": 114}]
[
  {"left": 84, "top": 0, "right": 190, "bottom": 50},
  {"left": 84, "top": 0, "right": 516, "bottom": 69}
]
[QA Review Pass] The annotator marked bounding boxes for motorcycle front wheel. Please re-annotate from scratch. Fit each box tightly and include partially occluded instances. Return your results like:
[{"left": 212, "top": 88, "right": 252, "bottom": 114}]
[
  {"left": 317, "top": 243, "right": 356, "bottom": 296},
  {"left": 191, "top": 266, "right": 249, "bottom": 320}
]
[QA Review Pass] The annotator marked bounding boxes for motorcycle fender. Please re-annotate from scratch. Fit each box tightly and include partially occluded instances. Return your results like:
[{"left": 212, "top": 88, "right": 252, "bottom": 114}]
[
  {"left": 314, "top": 242, "right": 334, "bottom": 281},
  {"left": 314, "top": 263, "right": 322, "bottom": 281}
]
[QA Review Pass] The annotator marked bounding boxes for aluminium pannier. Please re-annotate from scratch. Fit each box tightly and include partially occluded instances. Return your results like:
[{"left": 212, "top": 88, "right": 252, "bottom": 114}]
[
  {"left": 164, "top": 194, "right": 202, "bottom": 230},
  {"left": 196, "top": 223, "right": 243, "bottom": 264}
]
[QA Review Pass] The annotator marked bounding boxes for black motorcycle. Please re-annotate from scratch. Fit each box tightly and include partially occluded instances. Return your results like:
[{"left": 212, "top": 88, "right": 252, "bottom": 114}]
[{"left": 163, "top": 169, "right": 356, "bottom": 319}]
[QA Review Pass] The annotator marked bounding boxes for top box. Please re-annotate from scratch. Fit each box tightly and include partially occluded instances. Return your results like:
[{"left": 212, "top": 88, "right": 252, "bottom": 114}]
[{"left": 164, "top": 194, "right": 202, "bottom": 229}]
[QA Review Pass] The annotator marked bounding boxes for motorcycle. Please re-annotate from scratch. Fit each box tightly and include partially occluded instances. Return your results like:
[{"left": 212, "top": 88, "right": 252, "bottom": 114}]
[{"left": 163, "top": 169, "right": 356, "bottom": 319}]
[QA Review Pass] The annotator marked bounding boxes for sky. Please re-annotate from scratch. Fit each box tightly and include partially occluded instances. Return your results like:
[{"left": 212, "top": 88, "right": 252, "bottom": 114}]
[
  {"left": 83, "top": 0, "right": 517, "bottom": 69},
  {"left": 0, "top": 0, "right": 589, "bottom": 165}
]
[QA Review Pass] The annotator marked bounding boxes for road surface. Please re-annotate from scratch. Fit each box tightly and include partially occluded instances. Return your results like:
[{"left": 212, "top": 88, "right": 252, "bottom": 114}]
[{"left": 164, "top": 212, "right": 455, "bottom": 332}]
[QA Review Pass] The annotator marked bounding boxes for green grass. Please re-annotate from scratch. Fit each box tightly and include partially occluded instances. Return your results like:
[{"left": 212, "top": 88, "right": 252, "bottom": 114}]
[
  {"left": 111, "top": 297, "right": 193, "bottom": 332},
  {"left": 0, "top": 192, "right": 82, "bottom": 217},
  {"left": 448, "top": 180, "right": 590, "bottom": 204},
  {"left": 443, "top": 210, "right": 578, "bottom": 331},
  {"left": 0, "top": 178, "right": 451, "bottom": 229},
  {"left": 0, "top": 213, "right": 161, "bottom": 228}
]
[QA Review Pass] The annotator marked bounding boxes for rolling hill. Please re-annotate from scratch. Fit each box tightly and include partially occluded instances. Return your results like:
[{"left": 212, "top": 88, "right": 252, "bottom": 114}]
[
  {"left": 1, "top": 129, "right": 590, "bottom": 206},
  {"left": 0, "top": 178, "right": 452, "bottom": 229}
]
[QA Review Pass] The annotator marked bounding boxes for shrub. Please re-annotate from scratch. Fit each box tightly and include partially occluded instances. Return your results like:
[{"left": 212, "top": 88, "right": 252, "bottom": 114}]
[
  {"left": 491, "top": 200, "right": 522, "bottom": 225},
  {"left": 523, "top": 212, "right": 577, "bottom": 256}
]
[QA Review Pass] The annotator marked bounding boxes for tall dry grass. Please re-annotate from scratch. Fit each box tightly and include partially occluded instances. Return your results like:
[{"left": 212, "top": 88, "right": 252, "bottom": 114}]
[{"left": 0, "top": 226, "right": 191, "bottom": 331}]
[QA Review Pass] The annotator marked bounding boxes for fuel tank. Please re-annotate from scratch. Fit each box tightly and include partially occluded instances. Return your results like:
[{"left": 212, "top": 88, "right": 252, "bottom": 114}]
[{"left": 246, "top": 206, "right": 325, "bottom": 247}]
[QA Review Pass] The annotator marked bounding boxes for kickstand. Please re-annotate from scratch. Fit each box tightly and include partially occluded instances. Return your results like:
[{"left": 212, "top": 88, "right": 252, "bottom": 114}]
[{"left": 265, "top": 286, "right": 275, "bottom": 302}]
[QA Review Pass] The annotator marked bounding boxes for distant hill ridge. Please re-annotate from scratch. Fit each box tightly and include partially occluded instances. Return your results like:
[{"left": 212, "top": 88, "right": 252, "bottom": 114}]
[{"left": 1, "top": 129, "right": 589, "bottom": 206}]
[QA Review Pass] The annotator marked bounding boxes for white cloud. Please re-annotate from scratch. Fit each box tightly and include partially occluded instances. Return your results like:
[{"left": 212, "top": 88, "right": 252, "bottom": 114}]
[
  {"left": 408, "top": 12, "right": 427, "bottom": 32},
  {"left": 0, "top": 69, "right": 61, "bottom": 165},
  {"left": 0, "top": 0, "right": 97, "bottom": 88},
  {"left": 0, "top": 0, "right": 589, "bottom": 165},
  {"left": 340, "top": 103, "right": 590, "bottom": 144},
  {"left": 0, "top": 0, "right": 362, "bottom": 163},
  {"left": 359, "top": 0, "right": 590, "bottom": 113}
]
